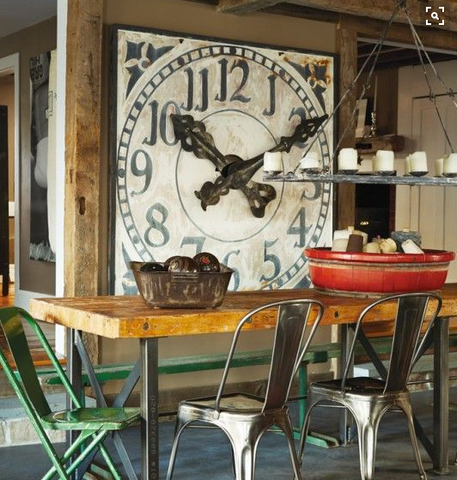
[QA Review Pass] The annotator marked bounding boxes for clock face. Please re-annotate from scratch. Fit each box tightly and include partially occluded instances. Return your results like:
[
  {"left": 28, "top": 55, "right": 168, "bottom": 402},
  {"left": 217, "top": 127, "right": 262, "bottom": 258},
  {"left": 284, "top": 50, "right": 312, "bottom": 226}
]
[{"left": 112, "top": 27, "right": 334, "bottom": 294}]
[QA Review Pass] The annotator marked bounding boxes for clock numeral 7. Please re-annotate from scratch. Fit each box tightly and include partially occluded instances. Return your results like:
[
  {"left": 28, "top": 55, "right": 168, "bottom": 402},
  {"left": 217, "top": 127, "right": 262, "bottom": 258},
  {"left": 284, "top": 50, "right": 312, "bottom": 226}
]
[
  {"left": 144, "top": 203, "right": 170, "bottom": 248},
  {"left": 223, "top": 250, "right": 241, "bottom": 291},
  {"left": 180, "top": 236, "right": 206, "bottom": 256},
  {"left": 260, "top": 239, "right": 281, "bottom": 283}
]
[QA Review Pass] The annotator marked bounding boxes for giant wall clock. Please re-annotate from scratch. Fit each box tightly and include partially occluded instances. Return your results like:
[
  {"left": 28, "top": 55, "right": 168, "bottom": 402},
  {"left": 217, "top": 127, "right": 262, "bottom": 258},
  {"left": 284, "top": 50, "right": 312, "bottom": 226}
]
[{"left": 111, "top": 25, "right": 335, "bottom": 294}]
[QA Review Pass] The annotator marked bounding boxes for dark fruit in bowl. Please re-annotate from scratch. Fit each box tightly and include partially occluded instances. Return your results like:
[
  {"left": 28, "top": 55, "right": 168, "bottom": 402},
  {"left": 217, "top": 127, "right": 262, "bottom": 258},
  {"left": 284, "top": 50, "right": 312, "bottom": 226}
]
[
  {"left": 168, "top": 256, "right": 199, "bottom": 273},
  {"left": 164, "top": 255, "right": 181, "bottom": 270},
  {"left": 140, "top": 262, "right": 165, "bottom": 272},
  {"left": 193, "top": 252, "right": 221, "bottom": 272}
]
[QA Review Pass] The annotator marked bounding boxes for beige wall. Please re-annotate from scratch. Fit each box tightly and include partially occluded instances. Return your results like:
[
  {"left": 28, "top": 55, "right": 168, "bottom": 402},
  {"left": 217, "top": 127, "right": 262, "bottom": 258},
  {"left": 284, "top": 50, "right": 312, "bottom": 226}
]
[
  {"left": 0, "top": 75, "right": 15, "bottom": 263},
  {"left": 100, "top": 0, "right": 337, "bottom": 394},
  {"left": 0, "top": 17, "right": 57, "bottom": 294}
]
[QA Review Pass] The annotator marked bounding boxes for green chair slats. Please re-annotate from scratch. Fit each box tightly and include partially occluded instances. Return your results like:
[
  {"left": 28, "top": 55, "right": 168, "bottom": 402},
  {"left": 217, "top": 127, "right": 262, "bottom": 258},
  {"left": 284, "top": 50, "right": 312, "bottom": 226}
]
[{"left": 0, "top": 306, "right": 140, "bottom": 480}]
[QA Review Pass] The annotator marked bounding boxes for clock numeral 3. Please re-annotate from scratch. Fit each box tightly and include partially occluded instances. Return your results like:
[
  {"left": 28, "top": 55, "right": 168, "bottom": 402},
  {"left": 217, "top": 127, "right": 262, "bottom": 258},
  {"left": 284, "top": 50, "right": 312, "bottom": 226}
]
[
  {"left": 260, "top": 239, "right": 281, "bottom": 283},
  {"left": 223, "top": 250, "right": 241, "bottom": 291},
  {"left": 130, "top": 149, "right": 153, "bottom": 195},
  {"left": 144, "top": 203, "right": 170, "bottom": 248},
  {"left": 287, "top": 207, "right": 310, "bottom": 248}
]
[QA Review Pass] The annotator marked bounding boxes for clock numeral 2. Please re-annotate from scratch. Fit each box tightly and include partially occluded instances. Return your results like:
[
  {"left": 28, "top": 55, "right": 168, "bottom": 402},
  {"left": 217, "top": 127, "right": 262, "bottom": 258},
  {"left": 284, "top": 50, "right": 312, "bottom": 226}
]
[
  {"left": 145, "top": 203, "right": 170, "bottom": 248},
  {"left": 287, "top": 207, "right": 310, "bottom": 248},
  {"left": 260, "top": 239, "right": 281, "bottom": 283}
]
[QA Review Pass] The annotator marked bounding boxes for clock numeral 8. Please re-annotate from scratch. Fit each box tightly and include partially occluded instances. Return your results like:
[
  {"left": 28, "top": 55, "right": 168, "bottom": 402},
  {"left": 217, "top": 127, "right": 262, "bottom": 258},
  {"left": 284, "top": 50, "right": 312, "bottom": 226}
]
[{"left": 144, "top": 203, "right": 170, "bottom": 248}]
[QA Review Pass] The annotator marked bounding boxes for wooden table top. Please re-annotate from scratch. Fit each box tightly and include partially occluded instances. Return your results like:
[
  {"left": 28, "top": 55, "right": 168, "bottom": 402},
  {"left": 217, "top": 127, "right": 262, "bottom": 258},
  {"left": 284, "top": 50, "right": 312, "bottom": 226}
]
[{"left": 29, "top": 284, "right": 457, "bottom": 339}]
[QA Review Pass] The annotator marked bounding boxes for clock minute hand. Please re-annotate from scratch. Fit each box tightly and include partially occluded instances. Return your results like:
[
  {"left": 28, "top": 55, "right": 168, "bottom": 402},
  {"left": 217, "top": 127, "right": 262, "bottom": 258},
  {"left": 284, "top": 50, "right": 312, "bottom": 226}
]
[
  {"left": 195, "top": 114, "right": 328, "bottom": 217},
  {"left": 171, "top": 114, "right": 230, "bottom": 172}
]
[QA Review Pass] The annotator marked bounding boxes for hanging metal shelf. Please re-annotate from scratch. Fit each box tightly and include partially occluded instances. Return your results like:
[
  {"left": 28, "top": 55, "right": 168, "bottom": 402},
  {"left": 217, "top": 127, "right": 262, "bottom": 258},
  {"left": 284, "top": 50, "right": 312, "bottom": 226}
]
[{"left": 264, "top": 172, "right": 457, "bottom": 186}]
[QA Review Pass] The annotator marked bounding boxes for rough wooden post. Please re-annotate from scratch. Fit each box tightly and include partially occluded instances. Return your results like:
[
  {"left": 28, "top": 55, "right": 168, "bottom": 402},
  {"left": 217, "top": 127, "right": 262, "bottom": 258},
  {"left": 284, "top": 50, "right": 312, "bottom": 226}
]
[
  {"left": 65, "top": 0, "right": 103, "bottom": 362},
  {"left": 336, "top": 24, "right": 357, "bottom": 229}
]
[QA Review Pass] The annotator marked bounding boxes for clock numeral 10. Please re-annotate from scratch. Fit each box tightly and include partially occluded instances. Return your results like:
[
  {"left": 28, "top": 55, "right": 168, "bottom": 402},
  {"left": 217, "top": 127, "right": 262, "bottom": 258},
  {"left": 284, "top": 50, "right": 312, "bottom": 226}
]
[{"left": 143, "top": 100, "right": 181, "bottom": 147}]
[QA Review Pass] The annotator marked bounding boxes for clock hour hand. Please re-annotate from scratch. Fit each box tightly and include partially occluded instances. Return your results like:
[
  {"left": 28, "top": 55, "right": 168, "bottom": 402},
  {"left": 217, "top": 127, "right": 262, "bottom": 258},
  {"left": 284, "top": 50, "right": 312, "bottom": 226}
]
[{"left": 171, "top": 114, "right": 230, "bottom": 172}]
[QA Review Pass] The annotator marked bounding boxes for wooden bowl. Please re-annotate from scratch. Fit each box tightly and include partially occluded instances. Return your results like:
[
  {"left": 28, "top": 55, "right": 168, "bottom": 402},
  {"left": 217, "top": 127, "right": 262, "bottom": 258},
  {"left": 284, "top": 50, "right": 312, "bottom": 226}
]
[{"left": 305, "top": 248, "right": 455, "bottom": 297}]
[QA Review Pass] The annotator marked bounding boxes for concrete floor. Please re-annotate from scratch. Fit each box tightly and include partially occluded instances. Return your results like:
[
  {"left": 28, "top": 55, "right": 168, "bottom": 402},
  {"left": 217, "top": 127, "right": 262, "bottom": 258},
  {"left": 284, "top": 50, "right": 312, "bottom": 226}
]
[{"left": 1, "top": 390, "right": 457, "bottom": 480}]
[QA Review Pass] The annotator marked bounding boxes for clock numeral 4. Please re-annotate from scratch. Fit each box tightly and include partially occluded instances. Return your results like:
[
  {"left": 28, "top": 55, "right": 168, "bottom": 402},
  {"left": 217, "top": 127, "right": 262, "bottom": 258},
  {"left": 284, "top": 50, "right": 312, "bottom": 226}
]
[
  {"left": 287, "top": 207, "right": 310, "bottom": 248},
  {"left": 144, "top": 203, "right": 170, "bottom": 248},
  {"left": 260, "top": 239, "right": 281, "bottom": 283}
]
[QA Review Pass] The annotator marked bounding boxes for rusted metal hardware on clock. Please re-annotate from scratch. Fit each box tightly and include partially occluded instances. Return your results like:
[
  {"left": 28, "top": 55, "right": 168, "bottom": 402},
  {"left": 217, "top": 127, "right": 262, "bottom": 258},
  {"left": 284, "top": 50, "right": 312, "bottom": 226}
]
[{"left": 172, "top": 113, "right": 327, "bottom": 218}]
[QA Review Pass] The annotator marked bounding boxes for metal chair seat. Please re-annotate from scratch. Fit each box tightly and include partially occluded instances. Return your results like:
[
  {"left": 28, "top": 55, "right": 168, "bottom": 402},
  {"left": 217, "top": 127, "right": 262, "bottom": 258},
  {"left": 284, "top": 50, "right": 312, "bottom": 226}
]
[
  {"left": 298, "top": 293, "right": 442, "bottom": 480},
  {"left": 166, "top": 299, "right": 325, "bottom": 480},
  {"left": 42, "top": 406, "right": 140, "bottom": 430}
]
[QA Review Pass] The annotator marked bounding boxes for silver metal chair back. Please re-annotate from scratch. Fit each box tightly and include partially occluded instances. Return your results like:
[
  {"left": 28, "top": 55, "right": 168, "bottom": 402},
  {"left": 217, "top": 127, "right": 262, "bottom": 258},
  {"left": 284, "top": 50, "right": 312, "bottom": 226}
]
[
  {"left": 215, "top": 299, "right": 324, "bottom": 412},
  {"left": 341, "top": 292, "right": 442, "bottom": 394}
]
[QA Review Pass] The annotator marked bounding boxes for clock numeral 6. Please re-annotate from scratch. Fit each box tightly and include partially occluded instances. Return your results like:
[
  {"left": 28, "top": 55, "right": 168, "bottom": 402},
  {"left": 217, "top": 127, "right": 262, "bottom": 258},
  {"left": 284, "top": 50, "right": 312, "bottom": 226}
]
[
  {"left": 287, "top": 207, "right": 310, "bottom": 248},
  {"left": 260, "top": 239, "right": 281, "bottom": 283},
  {"left": 130, "top": 149, "right": 152, "bottom": 195},
  {"left": 223, "top": 250, "right": 241, "bottom": 291},
  {"left": 144, "top": 203, "right": 170, "bottom": 248}
]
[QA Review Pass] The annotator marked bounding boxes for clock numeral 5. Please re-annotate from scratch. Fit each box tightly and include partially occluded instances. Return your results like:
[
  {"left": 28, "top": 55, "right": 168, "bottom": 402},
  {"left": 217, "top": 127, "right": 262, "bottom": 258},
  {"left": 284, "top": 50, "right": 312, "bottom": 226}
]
[
  {"left": 223, "top": 250, "right": 241, "bottom": 291},
  {"left": 144, "top": 203, "right": 170, "bottom": 248},
  {"left": 287, "top": 207, "right": 310, "bottom": 248},
  {"left": 260, "top": 239, "right": 281, "bottom": 283}
]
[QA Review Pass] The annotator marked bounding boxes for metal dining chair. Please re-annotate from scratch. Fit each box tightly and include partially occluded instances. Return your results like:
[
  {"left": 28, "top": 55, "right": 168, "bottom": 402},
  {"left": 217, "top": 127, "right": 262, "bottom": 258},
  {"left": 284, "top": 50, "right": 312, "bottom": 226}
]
[
  {"left": 298, "top": 292, "right": 442, "bottom": 480},
  {"left": 166, "top": 298, "right": 325, "bottom": 480},
  {"left": 0, "top": 306, "right": 141, "bottom": 480}
]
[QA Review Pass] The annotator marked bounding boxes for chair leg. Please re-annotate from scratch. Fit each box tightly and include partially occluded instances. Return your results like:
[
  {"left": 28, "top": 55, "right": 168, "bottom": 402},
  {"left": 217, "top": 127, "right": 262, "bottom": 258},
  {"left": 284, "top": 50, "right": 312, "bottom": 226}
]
[
  {"left": 166, "top": 416, "right": 191, "bottom": 480},
  {"left": 297, "top": 401, "right": 318, "bottom": 463},
  {"left": 398, "top": 401, "right": 428, "bottom": 480},
  {"left": 275, "top": 414, "right": 303, "bottom": 480}
]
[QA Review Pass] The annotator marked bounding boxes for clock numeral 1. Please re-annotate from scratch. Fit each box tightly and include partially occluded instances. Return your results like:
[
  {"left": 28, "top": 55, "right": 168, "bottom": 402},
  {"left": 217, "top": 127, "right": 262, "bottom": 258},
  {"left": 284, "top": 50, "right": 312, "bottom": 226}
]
[
  {"left": 263, "top": 74, "right": 277, "bottom": 117},
  {"left": 223, "top": 250, "right": 241, "bottom": 291},
  {"left": 287, "top": 207, "right": 310, "bottom": 248},
  {"left": 143, "top": 100, "right": 181, "bottom": 146},
  {"left": 180, "top": 236, "right": 206, "bottom": 256},
  {"left": 130, "top": 149, "right": 153, "bottom": 195},
  {"left": 260, "top": 239, "right": 281, "bottom": 283},
  {"left": 144, "top": 203, "right": 170, "bottom": 248}
]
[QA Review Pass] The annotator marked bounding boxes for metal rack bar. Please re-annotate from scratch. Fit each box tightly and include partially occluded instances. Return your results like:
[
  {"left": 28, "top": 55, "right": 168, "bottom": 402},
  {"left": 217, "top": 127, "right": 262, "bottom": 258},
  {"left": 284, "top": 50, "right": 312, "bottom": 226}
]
[{"left": 264, "top": 173, "right": 457, "bottom": 186}]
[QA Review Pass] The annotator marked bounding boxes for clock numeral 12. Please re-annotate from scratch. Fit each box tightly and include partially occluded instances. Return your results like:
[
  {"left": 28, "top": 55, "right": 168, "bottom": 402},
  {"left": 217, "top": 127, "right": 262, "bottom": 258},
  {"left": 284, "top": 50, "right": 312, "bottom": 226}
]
[
  {"left": 144, "top": 203, "right": 170, "bottom": 248},
  {"left": 260, "top": 239, "right": 281, "bottom": 283}
]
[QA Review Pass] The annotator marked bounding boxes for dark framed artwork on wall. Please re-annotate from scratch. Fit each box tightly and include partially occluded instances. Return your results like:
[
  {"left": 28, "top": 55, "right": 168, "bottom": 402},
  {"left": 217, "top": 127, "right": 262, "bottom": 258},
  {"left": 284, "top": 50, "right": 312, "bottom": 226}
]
[{"left": 110, "top": 25, "right": 335, "bottom": 294}]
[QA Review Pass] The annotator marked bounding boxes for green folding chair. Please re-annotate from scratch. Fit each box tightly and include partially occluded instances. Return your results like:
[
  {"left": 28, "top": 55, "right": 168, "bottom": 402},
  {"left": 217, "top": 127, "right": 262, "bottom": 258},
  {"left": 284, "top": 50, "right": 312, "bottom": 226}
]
[{"left": 0, "top": 306, "right": 140, "bottom": 480}]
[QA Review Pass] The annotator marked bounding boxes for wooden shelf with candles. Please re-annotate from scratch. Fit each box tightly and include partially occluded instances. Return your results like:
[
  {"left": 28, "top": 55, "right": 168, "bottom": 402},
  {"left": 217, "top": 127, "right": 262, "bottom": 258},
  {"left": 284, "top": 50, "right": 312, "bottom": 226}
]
[{"left": 355, "top": 134, "right": 405, "bottom": 155}]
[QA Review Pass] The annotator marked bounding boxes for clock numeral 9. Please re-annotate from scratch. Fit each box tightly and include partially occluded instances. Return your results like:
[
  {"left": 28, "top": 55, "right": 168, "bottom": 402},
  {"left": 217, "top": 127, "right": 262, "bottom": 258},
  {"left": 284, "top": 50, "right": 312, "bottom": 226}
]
[
  {"left": 260, "top": 239, "right": 281, "bottom": 283},
  {"left": 144, "top": 203, "right": 170, "bottom": 248},
  {"left": 287, "top": 207, "right": 310, "bottom": 248},
  {"left": 143, "top": 100, "right": 181, "bottom": 147},
  {"left": 223, "top": 250, "right": 241, "bottom": 291},
  {"left": 130, "top": 149, "right": 152, "bottom": 195}
]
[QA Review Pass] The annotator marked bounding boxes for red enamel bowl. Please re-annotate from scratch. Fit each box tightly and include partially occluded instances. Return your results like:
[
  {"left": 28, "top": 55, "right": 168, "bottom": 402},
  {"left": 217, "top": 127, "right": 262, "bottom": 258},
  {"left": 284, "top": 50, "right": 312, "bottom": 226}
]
[{"left": 305, "top": 247, "right": 455, "bottom": 297}]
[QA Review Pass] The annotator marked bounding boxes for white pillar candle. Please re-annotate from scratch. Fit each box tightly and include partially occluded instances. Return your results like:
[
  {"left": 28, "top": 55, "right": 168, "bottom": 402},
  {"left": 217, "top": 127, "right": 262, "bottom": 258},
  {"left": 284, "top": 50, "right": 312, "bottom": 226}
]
[
  {"left": 402, "top": 239, "right": 424, "bottom": 254},
  {"left": 443, "top": 153, "right": 457, "bottom": 174},
  {"left": 299, "top": 151, "right": 320, "bottom": 170},
  {"left": 373, "top": 150, "right": 394, "bottom": 172},
  {"left": 332, "top": 238, "right": 349, "bottom": 252},
  {"left": 409, "top": 151, "right": 428, "bottom": 172},
  {"left": 405, "top": 155, "right": 411, "bottom": 175},
  {"left": 338, "top": 148, "right": 358, "bottom": 171},
  {"left": 333, "top": 229, "right": 351, "bottom": 241},
  {"left": 263, "top": 151, "right": 282, "bottom": 173},
  {"left": 364, "top": 242, "right": 380, "bottom": 253},
  {"left": 435, "top": 157, "right": 444, "bottom": 176}
]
